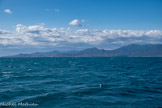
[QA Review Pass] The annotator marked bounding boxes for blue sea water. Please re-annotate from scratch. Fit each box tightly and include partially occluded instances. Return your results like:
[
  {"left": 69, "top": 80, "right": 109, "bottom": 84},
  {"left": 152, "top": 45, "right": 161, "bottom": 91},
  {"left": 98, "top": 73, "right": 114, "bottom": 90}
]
[{"left": 0, "top": 57, "right": 162, "bottom": 108}]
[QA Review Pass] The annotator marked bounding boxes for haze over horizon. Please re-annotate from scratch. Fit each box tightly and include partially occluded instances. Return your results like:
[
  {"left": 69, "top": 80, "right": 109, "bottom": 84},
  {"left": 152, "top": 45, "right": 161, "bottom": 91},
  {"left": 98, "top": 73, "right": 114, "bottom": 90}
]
[{"left": 0, "top": 0, "right": 162, "bottom": 56}]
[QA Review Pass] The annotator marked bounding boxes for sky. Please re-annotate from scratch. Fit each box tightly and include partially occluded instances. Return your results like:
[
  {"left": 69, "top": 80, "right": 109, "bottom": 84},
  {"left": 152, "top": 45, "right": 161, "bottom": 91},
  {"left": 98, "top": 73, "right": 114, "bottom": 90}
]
[{"left": 0, "top": 0, "right": 162, "bottom": 56}]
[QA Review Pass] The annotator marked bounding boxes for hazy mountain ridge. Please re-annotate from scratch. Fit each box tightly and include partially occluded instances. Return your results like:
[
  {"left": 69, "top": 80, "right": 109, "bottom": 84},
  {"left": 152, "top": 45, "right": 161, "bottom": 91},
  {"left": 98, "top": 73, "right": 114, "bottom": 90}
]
[{"left": 7, "top": 44, "right": 162, "bottom": 57}]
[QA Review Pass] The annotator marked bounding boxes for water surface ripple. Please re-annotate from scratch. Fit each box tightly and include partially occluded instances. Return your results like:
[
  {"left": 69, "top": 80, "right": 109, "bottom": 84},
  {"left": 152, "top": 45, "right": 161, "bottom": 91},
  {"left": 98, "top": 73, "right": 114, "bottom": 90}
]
[{"left": 0, "top": 57, "right": 162, "bottom": 108}]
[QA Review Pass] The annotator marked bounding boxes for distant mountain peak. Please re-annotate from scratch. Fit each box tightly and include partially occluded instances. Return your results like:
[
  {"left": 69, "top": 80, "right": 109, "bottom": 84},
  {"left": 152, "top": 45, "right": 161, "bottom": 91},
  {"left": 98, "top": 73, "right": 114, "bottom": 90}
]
[
  {"left": 6, "top": 44, "right": 162, "bottom": 57},
  {"left": 85, "top": 47, "right": 98, "bottom": 50}
]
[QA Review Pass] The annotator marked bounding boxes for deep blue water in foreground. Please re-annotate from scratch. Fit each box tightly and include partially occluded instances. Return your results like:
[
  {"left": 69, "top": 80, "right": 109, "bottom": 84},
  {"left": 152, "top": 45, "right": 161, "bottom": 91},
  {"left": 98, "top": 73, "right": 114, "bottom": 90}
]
[{"left": 0, "top": 57, "right": 162, "bottom": 108}]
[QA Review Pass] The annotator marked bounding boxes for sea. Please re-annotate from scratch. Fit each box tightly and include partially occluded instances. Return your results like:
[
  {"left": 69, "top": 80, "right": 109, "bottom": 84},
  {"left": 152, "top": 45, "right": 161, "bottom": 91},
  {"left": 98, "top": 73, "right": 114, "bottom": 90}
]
[{"left": 0, "top": 57, "right": 162, "bottom": 108}]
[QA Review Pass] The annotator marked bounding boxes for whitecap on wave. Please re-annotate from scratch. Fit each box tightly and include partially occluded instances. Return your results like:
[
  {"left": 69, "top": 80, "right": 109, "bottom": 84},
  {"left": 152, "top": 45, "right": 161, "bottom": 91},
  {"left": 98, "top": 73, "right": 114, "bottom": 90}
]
[{"left": 1, "top": 72, "right": 12, "bottom": 74}]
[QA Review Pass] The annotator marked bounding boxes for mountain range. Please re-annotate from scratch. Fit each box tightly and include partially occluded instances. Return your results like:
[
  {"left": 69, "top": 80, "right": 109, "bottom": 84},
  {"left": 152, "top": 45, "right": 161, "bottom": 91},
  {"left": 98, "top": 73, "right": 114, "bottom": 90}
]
[{"left": 7, "top": 44, "right": 162, "bottom": 57}]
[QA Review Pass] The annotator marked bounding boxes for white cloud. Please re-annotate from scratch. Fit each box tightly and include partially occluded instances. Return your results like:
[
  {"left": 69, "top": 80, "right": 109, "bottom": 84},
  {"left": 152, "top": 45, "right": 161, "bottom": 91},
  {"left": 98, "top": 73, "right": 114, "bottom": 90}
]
[
  {"left": 0, "top": 24, "right": 162, "bottom": 51},
  {"left": 4, "top": 9, "right": 12, "bottom": 14},
  {"left": 69, "top": 19, "right": 81, "bottom": 27},
  {"left": 0, "top": 30, "right": 11, "bottom": 34}
]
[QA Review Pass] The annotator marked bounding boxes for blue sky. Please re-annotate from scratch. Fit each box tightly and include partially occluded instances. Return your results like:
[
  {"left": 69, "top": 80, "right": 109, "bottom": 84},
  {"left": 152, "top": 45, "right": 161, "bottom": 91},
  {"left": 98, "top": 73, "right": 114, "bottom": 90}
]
[
  {"left": 1, "top": 0, "right": 162, "bottom": 30},
  {"left": 0, "top": 0, "right": 162, "bottom": 56}
]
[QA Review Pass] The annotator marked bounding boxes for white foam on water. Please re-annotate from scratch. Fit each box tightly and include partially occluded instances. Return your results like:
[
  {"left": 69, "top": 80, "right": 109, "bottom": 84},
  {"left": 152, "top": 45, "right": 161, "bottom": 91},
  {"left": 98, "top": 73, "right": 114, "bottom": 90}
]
[
  {"left": 2, "top": 72, "right": 12, "bottom": 74},
  {"left": 100, "top": 84, "right": 102, "bottom": 88}
]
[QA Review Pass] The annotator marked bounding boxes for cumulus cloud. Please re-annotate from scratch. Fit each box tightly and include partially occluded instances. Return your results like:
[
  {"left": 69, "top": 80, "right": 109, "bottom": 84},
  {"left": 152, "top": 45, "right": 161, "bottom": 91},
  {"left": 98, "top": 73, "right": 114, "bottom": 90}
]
[
  {"left": 4, "top": 9, "right": 12, "bottom": 14},
  {"left": 16, "top": 23, "right": 45, "bottom": 33},
  {"left": 69, "top": 19, "right": 81, "bottom": 27},
  {"left": 0, "top": 24, "right": 162, "bottom": 52}
]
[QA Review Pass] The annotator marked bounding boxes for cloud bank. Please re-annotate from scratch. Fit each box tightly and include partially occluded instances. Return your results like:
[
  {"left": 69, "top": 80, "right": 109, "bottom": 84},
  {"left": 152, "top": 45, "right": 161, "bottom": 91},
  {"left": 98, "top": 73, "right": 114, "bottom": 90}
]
[{"left": 0, "top": 24, "right": 162, "bottom": 56}]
